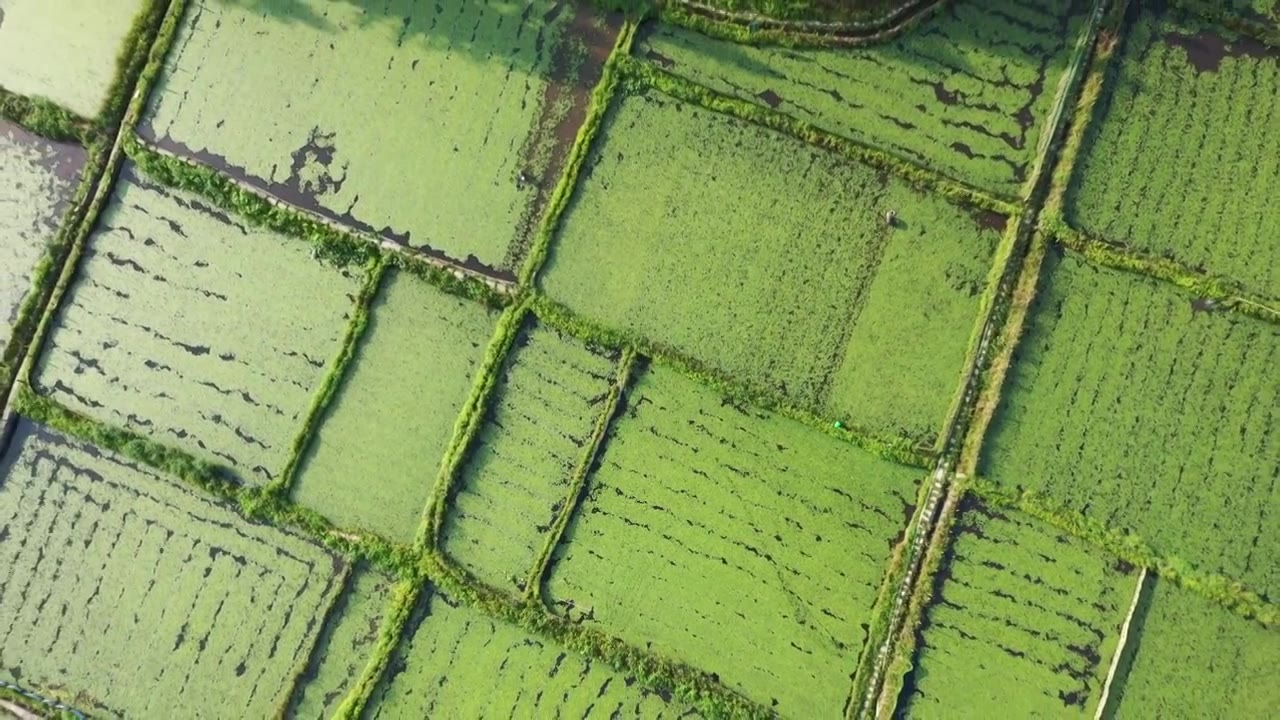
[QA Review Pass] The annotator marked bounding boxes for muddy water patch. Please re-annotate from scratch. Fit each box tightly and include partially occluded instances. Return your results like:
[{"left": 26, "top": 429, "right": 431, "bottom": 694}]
[{"left": 1165, "top": 26, "right": 1280, "bottom": 73}]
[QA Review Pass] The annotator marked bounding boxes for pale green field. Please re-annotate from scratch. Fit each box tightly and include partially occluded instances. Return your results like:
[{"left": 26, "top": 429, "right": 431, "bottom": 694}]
[
  {"left": 33, "top": 165, "right": 362, "bottom": 485},
  {"left": 141, "top": 0, "right": 612, "bottom": 272},
  {"left": 290, "top": 269, "right": 498, "bottom": 545},
  {"left": 0, "top": 120, "right": 84, "bottom": 357},
  {"left": 544, "top": 364, "right": 923, "bottom": 717},
  {"left": 441, "top": 321, "right": 617, "bottom": 595},
  {"left": 365, "top": 586, "right": 695, "bottom": 718},
  {"left": 0, "top": 419, "right": 344, "bottom": 718},
  {"left": 0, "top": 0, "right": 147, "bottom": 117}
]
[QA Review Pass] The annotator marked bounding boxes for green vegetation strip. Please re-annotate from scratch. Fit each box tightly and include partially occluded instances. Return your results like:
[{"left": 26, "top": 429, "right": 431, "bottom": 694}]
[
  {"left": 619, "top": 55, "right": 1014, "bottom": 214},
  {"left": 95, "top": 0, "right": 168, "bottom": 129},
  {"left": 658, "top": 0, "right": 947, "bottom": 48},
  {"left": 1169, "top": 0, "right": 1280, "bottom": 45},
  {"left": 524, "top": 348, "right": 635, "bottom": 603},
  {"left": 332, "top": 578, "right": 423, "bottom": 720},
  {"left": 531, "top": 293, "right": 931, "bottom": 468},
  {"left": 0, "top": 89, "right": 97, "bottom": 144}
]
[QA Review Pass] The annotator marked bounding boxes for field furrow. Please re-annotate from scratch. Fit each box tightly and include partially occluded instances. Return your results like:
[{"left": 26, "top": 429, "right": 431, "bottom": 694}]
[
  {"left": 0, "top": 120, "right": 85, "bottom": 358},
  {"left": 0, "top": 419, "right": 343, "bottom": 718},
  {"left": 441, "top": 320, "right": 617, "bottom": 594},
  {"left": 286, "top": 565, "right": 394, "bottom": 719},
  {"left": 639, "top": 0, "right": 1090, "bottom": 196},
  {"left": 981, "top": 254, "right": 1279, "bottom": 597},
  {"left": 366, "top": 585, "right": 697, "bottom": 718},
  {"left": 33, "top": 164, "right": 362, "bottom": 485},
  {"left": 138, "top": 0, "right": 619, "bottom": 274},
  {"left": 1067, "top": 7, "right": 1280, "bottom": 297},
  {"left": 543, "top": 364, "right": 923, "bottom": 717},
  {"left": 541, "top": 86, "right": 1001, "bottom": 445},
  {"left": 290, "top": 268, "right": 498, "bottom": 545},
  {"left": 900, "top": 499, "right": 1135, "bottom": 718},
  {"left": 1106, "top": 578, "right": 1278, "bottom": 718},
  {"left": 0, "top": 0, "right": 148, "bottom": 118}
]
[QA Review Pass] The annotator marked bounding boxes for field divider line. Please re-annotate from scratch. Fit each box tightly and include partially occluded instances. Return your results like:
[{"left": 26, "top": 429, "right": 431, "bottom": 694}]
[
  {"left": 528, "top": 293, "right": 932, "bottom": 467},
  {"left": 1094, "top": 567, "right": 1149, "bottom": 720},
  {"left": 0, "top": 87, "right": 100, "bottom": 145},
  {"left": 855, "top": 0, "right": 1109, "bottom": 715},
  {"left": 418, "top": 301, "right": 532, "bottom": 554},
  {"left": 619, "top": 54, "right": 1019, "bottom": 217},
  {"left": 518, "top": 20, "right": 638, "bottom": 289},
  {"left": 1168, "top": 0, "right": 1280, "bottom": 47},
  {"left": 662, "top": 0, "right": 950, "bottom": 48},
  {"left": 277, "top": 560, "right": 356, "bottom": 716},
  {"left": 523, "top": 347, "right": 637, "bottom": 606},
  {"left": 332, "top": 576, "right": 425, "bottom": 720},
  {"left": 268, "top": 258, "right": 388, "bottom": 501},
  {"left": 0, "top": 679, "right": 86, "bottom": 720}
]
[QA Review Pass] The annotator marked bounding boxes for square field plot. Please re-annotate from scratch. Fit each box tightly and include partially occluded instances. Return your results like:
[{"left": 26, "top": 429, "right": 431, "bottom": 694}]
[
  {"left": 0, "top": 0, "right": 147, "bottom": 118},
  {"left": 981, "top": 254, "right": 1279, "bottom": 597},
  {"left": 543, "top": 364, "right": 924, "bottom": 718},
  {"left": 365, "top": 585, "right": 694, "bottom": 718},
  {"left": 1067, "top": 7, "right": 1280, "bottom": 297},
  {"left": 139, "top": 0, "right": 620, "bottom": 275},
  {"left": 0, "top": 420, "right": 344, "bottom": 718},
  {"left": 1106, "top": 578, "right": 1278, "bottom": 719},
  {"left": 290, "top": 268, "right": 499, "bottom": 545},
  {"left": 639, "top": 0, "right": 1091, "bottom": 197},
  {"left": 1, "top": 120, "right": 85, "bottom": 358},
  {"left": 32, "top": 164, "right": 362, "bottom": 485},
  {"left": 441, "top": 319, "right": 618, "bottom": 595},
  {"left": 899, "top": 499, "right": 1136, "bottom": 719},
  {"left": 541, "top": 87, "right": 1004, "bottom": 445}
]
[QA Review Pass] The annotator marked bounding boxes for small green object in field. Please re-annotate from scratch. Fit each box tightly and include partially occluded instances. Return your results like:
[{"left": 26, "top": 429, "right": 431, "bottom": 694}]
[{"left": 834, "top": 421, "right": 843, "bottom": 429}]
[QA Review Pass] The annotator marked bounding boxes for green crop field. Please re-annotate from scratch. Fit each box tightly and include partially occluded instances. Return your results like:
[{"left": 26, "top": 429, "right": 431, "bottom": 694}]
[
  {"left": 0, "top": 420, "right": 344, "bottom": 717},
  {"left": 541, "top": 86, "right": 1002, "bottom": 444},
  {"left": 286, "top": 565, "right": 394, "bottom": 719},
  {"left": 543, "top": 364, "right": 923, "bottom": 717},
  {"left": 290, "top": 268, "right": 498, "bottom": 545},
  {"left": 365, "top": 585, "right": 695, "bottom": 718},
  {"left": 1105, "top": 578, "right": 1278, "bottom": 719},
  {"left": 139, "top": 0, "right": 619, "bottom": 274},
  {"left": 981, "top": 254, "right": 1279, "bottom": 597},
  {"left": 33, "top": 165, "right": 361, "bottom": 486},
  {"left": 0, "top": 0, "right": 147, "bottom": 118},
  {"left": 0, "top": 120, "right": 84, "bottom": 357},
  {"left": 639, "top": 0, "right": 1090, "bottom": 197},
  {"left": 900, "top": 499, "right": 1135, "bottom": 719},
  {"left": 441, "top": 320, "right": 617, "bottom": 595},
  {"left": 1067, "top": 7, "right": 1280, "bottom": 297}
]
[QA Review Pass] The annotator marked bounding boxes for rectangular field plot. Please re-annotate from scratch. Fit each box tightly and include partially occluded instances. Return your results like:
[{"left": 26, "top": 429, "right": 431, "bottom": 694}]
[
  {"left": 286, "top": 565, "right": 395, "bottom": 719},
  {"left": 139, "top": 0, "right": 619, "bottom": 275},
  {"left": 980, "top": 254, "right": 1279, "bottom": 597},
  {"left": 0, "top": 0, "right": 147, "bottom": 118},
  {"left": 440, "top": 320, "right": 617, "bottom": 594},
  {"left": 1106, "top": 579, "right": 1278, "bottom": 719},
  {"left": 639, "top": 0, "right": 1090, "bottom": 197},
  {"left": 365, "top": 586, "right": 695, "bottom": 718},
  {"left": 1066, "top": 7, "right": 1280, "bottom": 297},
  {"left": 543, "top": 364, "right": 923, "bottom": 717},
  {"left": 1, "top": 120, "right": 85, "bottom": 358},
  {"left": 290, "top": 269, "right": 498, "bottom": 545},
  {"left": 541, "top": 87, "right": 1002, "bottom": 445},
  {"left": 0, "top": 420, "right": 344, "bottom": 718},
  {"left": 32, "top": 165, "right": 360, "bottom": 485},
  {"left": 899, "top": 499, "right": 1135, "bottom": 719}
]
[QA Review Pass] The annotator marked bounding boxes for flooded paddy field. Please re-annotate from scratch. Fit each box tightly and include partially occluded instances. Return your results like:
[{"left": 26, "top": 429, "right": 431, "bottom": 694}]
[
  {"left": 290, "top": 268, "right": 498, "bottom": 545},
  {"left": 1067, "top": 5, "right": 1280, "bottom": 297},
  {"left": 980, "top": 254, "right": 1279, "bottom": 598},
  {"left": 0, "top": 0, "right": 148, "bottom": 118},
  {"left": 441, "top": 320, "right": 618, "bottom": 595},
  {"left": 639, "top": 0, "right": 1091, "bottom": 197},
  {"left": 364, "top": 584, "right": 695, "bottom": 718},
  {"left": 541, "top": 87, "right": 1002, "bottom": 446},
  {"left": 138, "top": 0, "right": 620, "bottom": 276},
  {"left": 899, "top": 498, "right": 1135, "bottom": 719},
  {"left": 542, "top": 364, "right": 923, "bottom": 717},
  {"left": 0, "top": 119, "right": 84, "bottom": 359},
  {"left": 1104, "top": 578, "right": 1279, "bottom": 719},
  {"left": 32, "top": 164, "right": 362, "bottom": 486},
  {"left": 0, "top": 419, "right": 344, "bottom": 718}
]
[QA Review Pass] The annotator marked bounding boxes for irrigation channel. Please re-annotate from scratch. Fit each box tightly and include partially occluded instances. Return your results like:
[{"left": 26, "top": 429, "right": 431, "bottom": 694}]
[{"left": 854, "top": 0, "right": 1108, "bottom": 716}]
